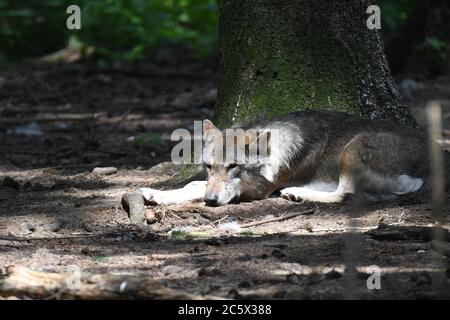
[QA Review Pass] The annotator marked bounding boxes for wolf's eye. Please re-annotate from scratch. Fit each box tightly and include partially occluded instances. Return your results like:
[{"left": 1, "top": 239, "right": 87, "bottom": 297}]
[{"left": 227, "top": 163, "right": 237, "bottom": 170}]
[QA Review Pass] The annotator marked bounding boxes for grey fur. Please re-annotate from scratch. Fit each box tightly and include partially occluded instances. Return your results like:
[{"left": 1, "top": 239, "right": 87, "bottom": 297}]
[
  {"left": 202, "top": 110, "right": 445, "bottom": 206},
  {"left": 138, "top": 110, "right": 448, "bottom": 207}
]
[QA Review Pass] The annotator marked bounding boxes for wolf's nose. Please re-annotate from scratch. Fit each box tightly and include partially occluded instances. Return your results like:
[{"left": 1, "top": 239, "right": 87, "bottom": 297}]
[{"left": 204, "top": 194, "right": 219, "bottom": 206}]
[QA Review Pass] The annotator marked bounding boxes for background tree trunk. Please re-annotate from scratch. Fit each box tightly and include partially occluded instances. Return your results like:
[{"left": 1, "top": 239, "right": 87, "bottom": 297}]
[{"left": 215, "top": 0, "right": 417, "bottom": 128}]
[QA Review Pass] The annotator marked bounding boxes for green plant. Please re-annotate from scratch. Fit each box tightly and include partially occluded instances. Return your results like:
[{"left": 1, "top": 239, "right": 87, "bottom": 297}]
[
  {"left": 379, "top": 0, "right": 417, "bottom": 33},
  {"left": 424, "top": 37, "right": 448, "bottom": 52},
  {"left": 134, "top": 132, "right": 167, "bottom": 148},
  {"left": 0, "top": 0, "right": 218, "bottom": 63},
  {"left": 170, "top": 229, "right": 212, "bottom": 238},
  {"left": 0, "top": 0, "right": 72, "bottom": 59},
  {"left": 419, "top": 36, "right": 448, "bottom": 63},
  {"left": 92, "top": 255, "right": 109, "bottom": 262}
]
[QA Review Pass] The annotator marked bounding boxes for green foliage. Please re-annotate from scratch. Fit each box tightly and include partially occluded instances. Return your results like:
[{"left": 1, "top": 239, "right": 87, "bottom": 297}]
[
  {"left": 0, "top": 0, "right": 430, "bottom": 64},
  {"left": 419, "top": 37, "right": 448, "bottom": 64},
  {"left": 379, "top": 0, "right": 417, "bottom": 33},
  {"left": 424, "top": 37, "right": 448, "bottom": 52},
  {"left": 79, "top": 0, "right": 218, "bottom": 61},
  {"left": 92, "top": 255, "right": 109, "bottom": 262},
  {"left": 0, "top": 0, "right": 218, "bottom": 62},
  {"left": 0, "top": 0, "right": 72, "bottom": 59},
  {"left": 170, "top": 229, "right": 211, "bottom": 238},
  {"left": 178, "top": 164, "right": 203, "bottom": 179},
  {"left": 133, "top": 132, "right": 167, "bottom": 148}
]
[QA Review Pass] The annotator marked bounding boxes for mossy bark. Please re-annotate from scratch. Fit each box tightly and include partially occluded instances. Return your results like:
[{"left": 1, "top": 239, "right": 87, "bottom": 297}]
[{"left": 215, "top": 0, "right": 417, "bottom": 128}]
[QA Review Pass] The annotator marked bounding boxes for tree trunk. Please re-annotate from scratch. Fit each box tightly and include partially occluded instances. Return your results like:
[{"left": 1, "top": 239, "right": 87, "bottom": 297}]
[{"left": 215, "top": 0, "right": 417, "bottom": 128}]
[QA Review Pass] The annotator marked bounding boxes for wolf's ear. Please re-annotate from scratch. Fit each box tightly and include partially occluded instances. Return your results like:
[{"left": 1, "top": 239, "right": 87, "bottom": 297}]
[
  {"left": 244, "top": 129, "right": 272, "bottom": 157},
  {"left": 203, "top": 119, "right": 217, "bottom": 135}
]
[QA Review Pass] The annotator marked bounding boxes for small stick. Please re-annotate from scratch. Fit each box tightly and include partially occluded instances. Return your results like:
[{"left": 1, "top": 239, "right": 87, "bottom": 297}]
[
  {"left": 0, "top": 231, "right": 145, "bottom": 242},
  {"left": 311, "top": 226, "right": 375, "bottom": 233},
  {"left": 240, "top": 207, "right": 319, "bottom": 228},
  {"left": 168, "top": 212, "right": 183, "bottom": 220},
  {"left": 0, "top": 112, "right": 106, "bottom": 124},
  {"left": 211, "top": 215, "right": 229, "bottom": 226}
]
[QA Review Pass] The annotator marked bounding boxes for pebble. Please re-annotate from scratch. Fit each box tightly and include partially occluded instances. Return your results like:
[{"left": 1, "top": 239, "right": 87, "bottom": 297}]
[
  {"left": 271, "top": 249, "right": 286, "bottom": 259},
  {"left": 2, "top": 177, "right": 20, "bottom": 190},
  {"left": 325, "top": 270, "right": 343, "bottom": 280},
  {"left": 204, "top": 238, "right": 222, "bottom": 246},
  {"left": 22, "top": 181, "right": 33, "bottom": 189},
  {"left": 45, "top": 221, "right": 64, "bottom": 232},
  {"left": 415, "top": 272, "right": 432, "bottom": 286},
  {"left": 287, "top": 274, "right": 300, "bottom": 284},
  {"left": 20, "top": 223, "right": 36, "bottom": 233},
  {"left": 145, "top": 210, "right": 158, "bottom": 224},
  {"left": 92, "top": 167, "right": 118, "bottom": 175},
  {"left": 198, "top": 267, "right": 222, "bottom": 277},
  {"left": 81, "top": 222, "right": 93, "bottom": 232}
]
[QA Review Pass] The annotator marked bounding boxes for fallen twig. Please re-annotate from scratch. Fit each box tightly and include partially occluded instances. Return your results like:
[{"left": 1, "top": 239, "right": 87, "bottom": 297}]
[
  {"left": 240, "top": 207, "right": 319, "bottom": 228},
  {"left": 85, "top": 66, "right": 209, "bottom": 80},
  {"left": 211, "top": 215, "right": 229, "bottom": 226},
  {"left": 93, "top": 148, "right": 129, "bottom": 157},
  {"left": 44, "top": 163, "right": 101, "bottom": 170},
  {"left": 168, "top": 212, "right": 183, "bottom": 220},
  {"left": 306, "top": 226, "right": 376, "bottom": 233},
  {"left": 0, "top": 112, "right": 106, "bottom": 125},
  {"left": 29, "top": 79, "right": 95, "bottom": 103},
  {"left": 54, "top": 145, "right": 87, "bottom": 160},
  {"left": 95, "top": 108, "right": 132, "bottom": 142},
  {"left": 0, "top": 231, "right": 147, "bottom": 242}
]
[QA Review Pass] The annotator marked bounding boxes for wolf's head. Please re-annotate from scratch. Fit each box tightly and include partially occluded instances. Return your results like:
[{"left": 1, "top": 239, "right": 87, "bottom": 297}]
[{"left": 201, "top": 119, "right": 277, "bottom": 206}]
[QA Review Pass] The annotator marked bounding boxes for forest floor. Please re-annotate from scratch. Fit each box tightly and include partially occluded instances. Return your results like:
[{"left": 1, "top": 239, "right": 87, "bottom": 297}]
[{"left": 0, "top": 61, "right": 450, "bottom": 299}]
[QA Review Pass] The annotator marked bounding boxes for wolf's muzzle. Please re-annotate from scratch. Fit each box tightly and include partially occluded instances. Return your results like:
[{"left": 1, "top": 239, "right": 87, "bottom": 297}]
[{"left": 204, "top": 193, "right": 219, "bottom": 206}]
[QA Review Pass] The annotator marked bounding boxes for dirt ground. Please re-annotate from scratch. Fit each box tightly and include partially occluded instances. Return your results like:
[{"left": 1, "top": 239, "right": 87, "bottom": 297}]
[{"left": 0, "top": 61, "right": 450, "bottom": 299}]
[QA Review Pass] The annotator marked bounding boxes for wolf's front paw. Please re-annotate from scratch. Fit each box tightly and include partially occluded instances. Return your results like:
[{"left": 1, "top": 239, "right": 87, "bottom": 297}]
[
  {"left": 280, "top": 187, "right": 306, "bottom": 203},
  {"left": 137, "top": 188, "right": 165, "bottom": 205}
]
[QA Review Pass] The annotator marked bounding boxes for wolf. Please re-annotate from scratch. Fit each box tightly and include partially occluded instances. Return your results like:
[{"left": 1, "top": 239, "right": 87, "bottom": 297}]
[{"left": 137, "top": 110, "right": 449, "bottom": 207}]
